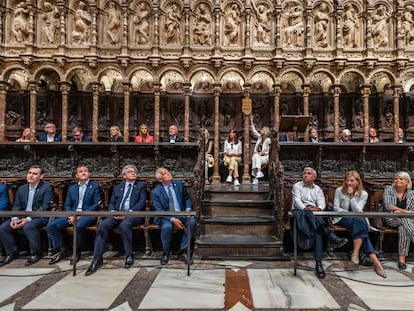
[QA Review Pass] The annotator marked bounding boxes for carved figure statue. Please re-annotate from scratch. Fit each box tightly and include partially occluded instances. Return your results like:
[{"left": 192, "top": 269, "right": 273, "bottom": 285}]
[
  {"left": 252, "top": 1, "right": 271, "bottom": 45},
  {"left": 343, "top": 4, "right": 358, "bottom": 48},
  {"left": 314, "top": 3, "right": 329, "bottom": 48},
  {"left": 281, "top": 0, "right": 304, "bottom": 47},
  {"left": 12, "top": 2, "right": 29, "bottom": 43},
  {"left": 106, "top": 2, "right": 121, "bottom": 44},
  {"left": 224, "top": 4, "right": 240, "bottom": 45},
  {"left": 193, "top": 3, "right": 211, "bottom": 45},
  {"left": 72, "top": 1, "right": 92, "bottom": 45},
  {"left": 165, "top": 4, "right": 181, "bottom": 44},
  {"left": 371, "top": 5, "right": 391, "bottom": 48},
  {"left": 134, "top": 2, "right": 150, "bottom": 44},
  {"left": 402, "top": 5, "right": 414, "bottom": 47},
  {"left": 42, "top": 2, "right": 59, "bottom": 44}
]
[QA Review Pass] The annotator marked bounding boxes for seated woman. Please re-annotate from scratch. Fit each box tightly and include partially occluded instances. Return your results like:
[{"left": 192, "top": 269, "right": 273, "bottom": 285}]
[
  {"left": 223, "top": 128, "right": 242, "bottom": 186},
  {"left": 16, "top": 128, "right": 34, "bottom": 142},
  {"left": 250, "top": 116, "right": 271, "bottom": 185},
  {"left": 383, "top": 171, "right": 414, "bottom": 270},
  {"left": 134, "top": 123, "right": 154, "bottom": 143},
  {"left": 333, "top": 170, "right": 386, "bottom": 278},
  {"left": 200, "top": 128, "right": 213, "bottom": 184},
  {"left": 109, "top": 125, "right": 123, "bottom": 142}
]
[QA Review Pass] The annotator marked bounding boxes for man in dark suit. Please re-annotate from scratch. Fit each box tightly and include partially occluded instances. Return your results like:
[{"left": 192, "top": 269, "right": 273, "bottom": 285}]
[
  {"left": 160, "top": 124, "right": 183, "bottom": 142},
  {"left": 0, "top": 183, "right": 9, "bottom": 211},
  {"left": 47, "top": 165, "right": 103, "bottom": 265},
  {"left": 0, "top": 165, "right": 54, "bottom": 266},
  {"left": 85, "top": 164, "right": 147, "bottom": 276},
  {"left": 69, "top": 127, "right": 92, "bottom": 142},
  {"left": 152, "top": 167, "right": 196, "bottom": 265},
  {"left": 37, "top": 122, "right": 62, "bottom": 142}
]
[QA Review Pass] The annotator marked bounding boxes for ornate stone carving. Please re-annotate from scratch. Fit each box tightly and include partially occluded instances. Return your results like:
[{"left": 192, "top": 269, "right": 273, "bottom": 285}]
[
  {"left": 133, "top": 1, "right": 151, "bottom": 45},
  {"left": 342, "top": 3, "right": 359, "bottom": 48},
  {"left": 12, "top": 2, "right": 29, "bottom": 43},
  {"left": 104, "top": 1, "right": 121, "bottom": 45},
  {"left": 163, "top": 2, "right": 182, "bottom": 45},
  {"left": 71, "top": 1, "right": 92, "bottom": 45},
  {"left": 223, "top": 3, "right": 241, "bottom": 46},
  {"left": 192, "top": 2, "right": 212, "bottom": 46},
  {"left": 313, "top": 2, "right": 329, "bottom": 48},
  {"left": 40, "top": 1, "right": 59, "bottom": 44},
  {"left": 251, "top": 0, "right": 272, "bottom": 46},
  {"left": 371, "top": 4, "right": 391, "bottom": 48},
  {"left": 402, "top": 5, "right": 414, "bottom": 47},
  {"left": 281, "top": 0, "right": 304, "bottom": 48}
]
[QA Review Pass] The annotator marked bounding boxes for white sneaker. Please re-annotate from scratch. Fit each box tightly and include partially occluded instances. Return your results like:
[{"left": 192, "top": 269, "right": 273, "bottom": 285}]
[
  {"left": 252, "top": 178, "right": 259, "bottom": 185},
  {"left": 234, "top": 179, "right": 240, "bottom": 186},
  {"left": 256, "top": 171, "right": 264, "bottom": 179},
  {"left": 226, "top": 175, "right": 233, "bottom": 183}
]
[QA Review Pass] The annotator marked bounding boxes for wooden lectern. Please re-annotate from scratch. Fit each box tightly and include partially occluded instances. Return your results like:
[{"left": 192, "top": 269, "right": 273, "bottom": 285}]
[{"left": 279, "top": 115, "right": 311, "bottom": 140}]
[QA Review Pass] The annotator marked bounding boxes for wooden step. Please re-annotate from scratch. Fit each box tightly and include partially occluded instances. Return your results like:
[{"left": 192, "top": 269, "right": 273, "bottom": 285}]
[
  {"left": 203, "top": 183, "right": 270, "bottom": 201},
  {"left": 201, "top": 200, "right": 274, "bottom": 217}
]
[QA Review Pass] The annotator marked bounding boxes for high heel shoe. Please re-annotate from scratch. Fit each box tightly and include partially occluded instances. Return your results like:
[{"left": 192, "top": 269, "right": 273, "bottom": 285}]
[{"left": 375, "top": 267, "right": 387, "bottom": 278}]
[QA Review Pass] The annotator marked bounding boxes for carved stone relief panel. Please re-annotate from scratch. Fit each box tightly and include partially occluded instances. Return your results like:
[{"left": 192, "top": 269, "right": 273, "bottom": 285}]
[
  {"left": 402, "top": 4, "right": 414, "bottom": 48},
  {"left": 312, "top": 2, "right": 332, "bottom": 48},
  {"left": 70, "top": 0, "right": 92, "bottom": 46},
  {"left": 222, "top": 1, "right": 243, "bottom": 47},
  {"left": 371, "top": 3, "right": 392, "bottom": 49},
  {"left": 250, "top": 0, "right": 273, "bottom": 47},
  {"left": 342, "top": 2, "right": 361, "bottom": 48},
  {"left": 280, "top": 0, "right": 304, "bottom": 48},
  {"left": 100, "top": 0, "right": 122, "bottom": 45},
  {"left": 191, "top": 1, "right": 213, "bottom": 47},
  {"left": 9, "top": 0, "right": 30, "bottom": 44},
  {"left": 161, "top": 1, "right": 183, "bottom": 46},
  {"left": 38, "top": 0, "right": 59, "bottom": 45},
  {"left": 130, "top": 0, "right": 152, "bottom": 46}
]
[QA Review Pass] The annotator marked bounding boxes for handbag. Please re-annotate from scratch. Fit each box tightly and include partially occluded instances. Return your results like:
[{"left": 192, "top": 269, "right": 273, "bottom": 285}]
[{"left": 206, "top": 154, "right": 214, "bottom": 168}]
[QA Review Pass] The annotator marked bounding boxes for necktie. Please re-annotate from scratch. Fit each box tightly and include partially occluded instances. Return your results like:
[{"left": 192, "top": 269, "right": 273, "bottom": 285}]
[
  {"left": 167, "top": 185, "right": 175, "bottom": 211},
  {"left": 119, "top": 184, "right": 132, "bottom": 211}
]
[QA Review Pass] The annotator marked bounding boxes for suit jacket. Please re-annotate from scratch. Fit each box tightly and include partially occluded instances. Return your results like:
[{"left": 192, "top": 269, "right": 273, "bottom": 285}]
[
  {"left": 38, "top": 133, "right": 62, "bottom": 142},
  {"left": 152, "top": 179, "right": 192, "bottom": 225},
  {"left": 0, "top": 183, "right": 9, "bottom": 211},
  {"left": 64, "top": 180, "right": 103, "bottom": 211},
  {"left": 108, "top": 180, "right": 147, "bottom": 212},
  {"left": 12, "top": 180, "right": 54, "bottom": 212},
  {"left": 69, "top": 136, "right": 92, "bottom": 142},
  {"left": 383, "top": 185, "right": 414, "bottom": 212},
  {"left": 160, "top": 136, "right": 183, "bottom": 142}
]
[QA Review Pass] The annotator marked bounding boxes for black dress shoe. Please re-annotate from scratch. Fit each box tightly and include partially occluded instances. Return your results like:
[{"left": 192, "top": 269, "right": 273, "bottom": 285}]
[
  {"left": 398, "top": 262, "right": 407, "bottom": 270},
  {"left": 160, "top": 251, "right": 169, "bottom": 265},
  {"left": 124, "top": 254, "right": 134, "bottom": 268},
  {"left": 178, "top": 251, "right": 193, "bottom": 265},
  {"left": 329, "top": 233, "right": 349, "bottom": 250},
  {"left": 69, "top": 252, "right": 81, "bottom": 265},
  {"left": 25, "top": 253, "right": 41, "bottom": 266},
  {"left": 49, "top": 251, "right": 68, "bottom": 265},
  {"left": 85, "top": 258, "right": 103, "bottom": 276},
  {"left": 0, "top": 252, "right": 19, "bottom": 267},
  {"left": 315, "top": 261, "right": 326, "bottom": 279}
]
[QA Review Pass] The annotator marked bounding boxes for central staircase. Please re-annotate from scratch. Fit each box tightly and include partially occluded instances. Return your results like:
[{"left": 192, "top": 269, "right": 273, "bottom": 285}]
[{"left": 195, "top": 183, "right": 284, "bottom": 259}]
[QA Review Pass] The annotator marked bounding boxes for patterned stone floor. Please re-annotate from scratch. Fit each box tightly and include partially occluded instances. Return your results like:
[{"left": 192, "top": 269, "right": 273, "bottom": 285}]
[{"left": 0, "top": 252, "right": 414, "bottom": 310}]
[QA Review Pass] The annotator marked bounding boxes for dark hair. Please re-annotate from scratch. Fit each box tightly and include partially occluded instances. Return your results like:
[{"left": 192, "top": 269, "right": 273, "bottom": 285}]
[{"left": 30, "top": 164, "right": 44, "bottom": 175}]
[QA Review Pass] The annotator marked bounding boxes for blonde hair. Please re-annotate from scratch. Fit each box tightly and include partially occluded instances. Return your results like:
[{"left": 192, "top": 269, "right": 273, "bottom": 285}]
[
  {"left": 341, "top": 170, "right": 364, "bottom": 197},
  {"left": 262, "top": 126, "right": 271, "bottom": 138},
  {"left": 392, "top": 171, "right": 412, "bottom": 189}
]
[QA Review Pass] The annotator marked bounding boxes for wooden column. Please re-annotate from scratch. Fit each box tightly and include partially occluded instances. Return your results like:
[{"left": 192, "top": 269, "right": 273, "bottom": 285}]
[
  {"left": 59, "top": 82, "right": 70, "bottom": 142},
  {"left": 362, "top": 85, "right": 371, "bottom": 143},
  {"left": 28, "top": 81, "right": 37, "bottom": 139},
  {"left": 184, "top": 83, "right": 190, "bottom": 142},
  {"left": 273, "top": 84, "right": 281, "bottom": 131},
  {"left": 302, "top": 84, "right": 310, "bottom": 142},
  {"left": 91, "top": 83, "right": 99, "bottom": 142},
  {"left": 153, "top": 82, "right": 160, "bottom": 142},
  {"left": 0, "top": 82, "right": 7, "bottom": 142},
  {"left": 212, "top": 84, "right": 221, "bottom": 184},
  {"left": 242, "top": 84, "right": 251, "bottom": 184},
  {"left": 333, "top": 85, "right": 341, "bottom": 142},
  {"left": 123, "top": 82, "right": 131, "bottom": 142},
  {"left": 393, "top": 86, "right": 401, "bottom": 143}
]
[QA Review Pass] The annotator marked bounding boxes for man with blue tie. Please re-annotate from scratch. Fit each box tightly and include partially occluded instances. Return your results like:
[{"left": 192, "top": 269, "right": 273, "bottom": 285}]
[
  {"left": 160, "top": 124, "right": 183, "bottom": 143},
  {"left": 0, "top": 165, "right": 54, "bottom": 266},
  {"left": 85, "top": 164, "right": 147, "bottom": 276},
  {"left": 152, "top": 167, "right": 197, "bottom": 265},
  {"left": 47, "top": 165, "right": 103, "bottom": 265}
]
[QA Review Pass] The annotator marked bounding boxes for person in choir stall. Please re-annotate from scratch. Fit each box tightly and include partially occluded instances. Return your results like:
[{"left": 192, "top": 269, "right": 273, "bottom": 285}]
[
  {"left": 250, "top": 115, "right": 271, "bottom": 185},
  {"left": 69, "top": 126, "right": 92, "bottom": 142},
  {"left": 368, "top": 127, "right": 383, "bottom": 143},
  {"left": 47, "top": 165, "right": 103, "bottom": 265},
  {"left": 200, "top": 128, "right": 213, "bottom": 184},
  {"left": 134, "top": 123, "right": 154, "bottom": 143},
  {"left": 0, "top": 183, "right": 9, "bottom": 211},
  {"left": 338, "top": 129, "right": 352, "bottom": 143},
  {"left": 108, "top": 125, "right": 123, "bottom": 142},
  {"left": 223, "top": 128, "right": 242, "bottom": 186},
  {"left": 160, "top": 124, "right": 183, "bottom": 143},
  {"left": 332, "top": 170, "right": 386, "bottom": 278},
  {"left": 291, "top": 167, "right": 348, "bottom": 279},
  {"left": 398, "top": 127, "right": 406, "bottom": 143},
  {"left": 309, "top": 127, "right": 320, "bottom": 143},
  {"left": 85, "top": 164, "right": 146, "bottom": 276},
  {"left": 38, "top": 122, "right": 62, "bottom": 142},
  {"left": 279, "top": 131, "right": 296, "bottom": 142},
  {"left": 16, "top": 128, "right": 36, "bottom": 142},
  {"left": 152, "top": 167, "right": 196, "bottom": 265},
  {"left": 0, "top": 165, "right": 54, "bottom": 266}
]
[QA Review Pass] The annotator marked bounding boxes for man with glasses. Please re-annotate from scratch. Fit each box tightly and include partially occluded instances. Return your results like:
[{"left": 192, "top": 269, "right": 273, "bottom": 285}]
[
  {"left": 69, "top": 127, "right": 92, "bottom": 142},
  {"left": 85, "top": 164, "right": 147, "bottom": 275},
  {"left": 38, "top": 122, "right": 62, "bottom": 142}
]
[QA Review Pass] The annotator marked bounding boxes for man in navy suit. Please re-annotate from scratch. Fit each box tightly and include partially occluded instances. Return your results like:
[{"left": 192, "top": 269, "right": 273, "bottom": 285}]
[
  {"left": 152, "top": 167, "right": 196, "bottom": 265},
  {"left": 160, "top": 124, "right": 183, "bottom": 142},
  {"left": 0, "top": 165, "right": 54, "bottom": 266},
  {"left": 69, "top": 127, "right": 92, "bottom": 142},
  {"left": 38, "top": 122, "right": 62, "bottom": 142},
  {"left": 0, "top": 183, "right": 9, "bottom": 211},
  {"left": 85, "top": 164, "right": 147, "bottom": 276},
  {"left": 47, "top": 165, "right": 103, "bottom": 265}
]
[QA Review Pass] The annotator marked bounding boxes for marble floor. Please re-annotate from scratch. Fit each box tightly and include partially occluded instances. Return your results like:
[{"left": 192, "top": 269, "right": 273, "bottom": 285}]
[{"left": 0, "top": 253, "right": 414, "bottom": 310}]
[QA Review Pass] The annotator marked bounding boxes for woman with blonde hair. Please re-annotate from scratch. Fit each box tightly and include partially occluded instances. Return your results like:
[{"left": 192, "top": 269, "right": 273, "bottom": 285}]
[
  {"left": 250, "top": 115, "right": 271, "bottom": 185},
  {"left": 109, "top": 125, "right": 123, "bottom": 142},
  {"left": 333, "top": 170, "right": 386, "bottom": 278},
  {"left": 223, "top": 128, "right": 242, "bottom": 186},
  {"left": 16, "top": 128, "right": 34, "bottom": 142},
  {"left": 200, "top": 128, "right": 213, "bottom": 184},
  {"left": 134, "top": 123, "right": 154, "bottom": 143},
  {"left": 383, "top": 171, "right": 414, "bottom": 269}
]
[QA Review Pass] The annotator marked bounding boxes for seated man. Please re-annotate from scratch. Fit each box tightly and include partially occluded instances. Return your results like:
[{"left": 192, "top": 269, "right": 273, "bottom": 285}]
[
  {"left": 38, "top": 122, "right": 62, "bottom": 142},
  {"left": 338, "top": 129, "right": 351, "bottom": 143},
  {"left": 0, "top": 165, "right": 54, "bottom": 266},
  {"left": 0, "top": 183, "right": 9, "bottom": 211},
  {"left": 279, "top": 132, "right": 296, "bottom": 142},
  {"left": 69, "top": 127, "right": 92, "bottom": 142},
  {"left": 160, "top": 124, "right": 183, "bottom": 143},
  {"left": 291, "top": 167, "right": 348, "bottom": 279},
  {"left": 47, "top": 165, "right": 103, "bottom": 265},
  {"left": 85, "top": 164, "right": 147, "bottom": 276},
  {"left": 152, "top": 167, "right": 196, "bottom": 265}
]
